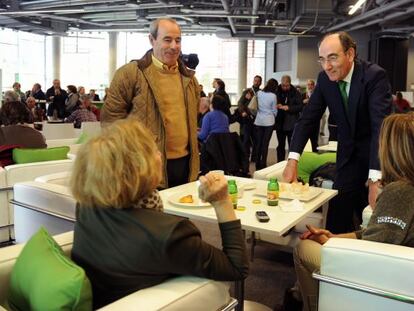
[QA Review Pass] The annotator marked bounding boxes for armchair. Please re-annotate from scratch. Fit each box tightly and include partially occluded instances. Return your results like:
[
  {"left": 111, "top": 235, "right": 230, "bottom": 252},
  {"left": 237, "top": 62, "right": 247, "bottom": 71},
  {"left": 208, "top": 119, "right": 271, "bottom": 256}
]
[
  {"left": 0, "top": 231, "right": 237, "bottom": 311},
  {"left": 314, "top": 238, "right": 414, "bottom": 311}
]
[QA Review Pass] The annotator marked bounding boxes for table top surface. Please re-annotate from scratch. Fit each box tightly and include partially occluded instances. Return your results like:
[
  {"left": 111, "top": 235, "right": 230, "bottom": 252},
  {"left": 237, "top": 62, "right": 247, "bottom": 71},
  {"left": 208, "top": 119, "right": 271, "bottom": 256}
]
[{"left": 160, "top": 176, "right": 337, "bottom": 236}]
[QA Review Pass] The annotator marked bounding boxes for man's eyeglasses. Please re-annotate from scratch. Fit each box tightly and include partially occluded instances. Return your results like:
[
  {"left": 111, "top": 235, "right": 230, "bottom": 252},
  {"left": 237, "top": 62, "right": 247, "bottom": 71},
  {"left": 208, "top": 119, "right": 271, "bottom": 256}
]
[{"left": 317, "top": 51, "right": 347, "bottom": 66}]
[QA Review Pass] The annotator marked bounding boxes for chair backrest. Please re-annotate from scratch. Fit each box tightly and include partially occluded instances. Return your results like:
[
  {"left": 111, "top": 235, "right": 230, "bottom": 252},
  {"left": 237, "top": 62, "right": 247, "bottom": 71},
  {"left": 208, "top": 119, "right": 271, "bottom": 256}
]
[
  {"left": 200, "top": 132, "right": 248, "bottom": 176},
  {"left": 42, "top": 123, "right": 78, "bottom": 140},
  {"left": 316, "top": 238, "right": 414, "bottom": 311},
  {"left": 80, "top": 121, "right": 101, "bottom": 138}
]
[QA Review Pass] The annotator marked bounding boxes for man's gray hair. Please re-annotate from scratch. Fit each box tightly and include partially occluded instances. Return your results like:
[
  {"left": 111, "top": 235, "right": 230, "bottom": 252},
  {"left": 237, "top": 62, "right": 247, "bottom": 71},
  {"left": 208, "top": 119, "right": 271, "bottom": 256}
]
[
  {"left": 3, "top": 90, "right": 20, "bottom": 103},
  {"left": 149, "top": 18, "right": 179, "bottom": 39}
]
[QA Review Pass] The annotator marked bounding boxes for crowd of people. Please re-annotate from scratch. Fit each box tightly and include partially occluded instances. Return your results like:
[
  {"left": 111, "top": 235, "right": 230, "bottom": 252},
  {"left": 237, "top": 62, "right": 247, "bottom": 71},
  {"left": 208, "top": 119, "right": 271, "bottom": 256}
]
[{"left": 1, "top": 16, "right": 414, "bottom": 311}]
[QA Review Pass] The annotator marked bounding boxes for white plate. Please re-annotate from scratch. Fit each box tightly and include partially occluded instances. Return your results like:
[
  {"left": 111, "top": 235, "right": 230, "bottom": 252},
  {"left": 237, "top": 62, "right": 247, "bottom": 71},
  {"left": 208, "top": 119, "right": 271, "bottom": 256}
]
[
  {"left": 168, "top": 192, "right": 212, "bottom": 208},
  {"left": 236, "top": 180, "right": 256, "bottom": 191},
  {"left": 254, "top": 186, "right": 322, "bottom": 202}
]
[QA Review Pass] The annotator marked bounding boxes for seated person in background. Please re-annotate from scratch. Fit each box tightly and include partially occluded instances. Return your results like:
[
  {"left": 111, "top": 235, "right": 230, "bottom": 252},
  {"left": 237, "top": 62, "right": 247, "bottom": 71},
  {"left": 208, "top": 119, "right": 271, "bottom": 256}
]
[
  {"left": 71, "top": 119, "right": 248, "bottom": 309},
  {"left": 291, "top": 112, "right": 414, "bottom": 311},
  {"left": 65, "top": 85, "right": 80, "bottom": 117},
  {"left": 197, "top": 96, "right": 210, "bottom": 128},
  {"left": 46, "top": 79, "right": 68, "bottom": 119},
  {"left": 0, "top": 91, "right": 46, "bottom": 148},
  {"left": 89, "top": 89, "right": 100, "bottom": 101},
  {"left": 26, "top": 96, "right": 45, "bottom": 122},
  {"left": 65, "top": 95, "right": 97, "bottom": 128},
  {"left": 393, "top": 92, "right": 411, "bottom": 113},
  {"left": 198, "top": 94, "right": 230, "bottom": 142}
]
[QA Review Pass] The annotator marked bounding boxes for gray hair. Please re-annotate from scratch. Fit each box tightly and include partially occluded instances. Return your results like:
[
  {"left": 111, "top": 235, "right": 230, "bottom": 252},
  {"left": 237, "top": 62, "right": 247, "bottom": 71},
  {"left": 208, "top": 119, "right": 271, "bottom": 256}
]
[
  {"left": 149, "top": 18, "right": 179, "bottom": 39},
  {"left": 4, "top": 90, "right": 20, "bottom": 103}
]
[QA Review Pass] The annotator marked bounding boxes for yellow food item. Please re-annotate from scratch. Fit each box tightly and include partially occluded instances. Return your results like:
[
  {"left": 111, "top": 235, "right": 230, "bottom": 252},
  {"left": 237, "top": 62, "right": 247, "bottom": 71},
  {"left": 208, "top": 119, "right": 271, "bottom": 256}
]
[
  {"left": 236, "top": 206, "right": 246, "bottom": 211},
  {"left": 252, "top": 199, "right": 262, "bottom": 204},
  {"left": 179, "top": 195, "right": 194, "bottom": 203}
]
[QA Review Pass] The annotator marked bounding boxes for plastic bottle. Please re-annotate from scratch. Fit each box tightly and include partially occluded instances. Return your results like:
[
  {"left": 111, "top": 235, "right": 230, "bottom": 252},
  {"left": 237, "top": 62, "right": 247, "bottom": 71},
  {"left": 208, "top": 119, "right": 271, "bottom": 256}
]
[
  {"left": 267, "top": 178, "right": 279, "bottom": 206},
  {"left": 228, "top": 180, "right": 238, "bottom": 209}
]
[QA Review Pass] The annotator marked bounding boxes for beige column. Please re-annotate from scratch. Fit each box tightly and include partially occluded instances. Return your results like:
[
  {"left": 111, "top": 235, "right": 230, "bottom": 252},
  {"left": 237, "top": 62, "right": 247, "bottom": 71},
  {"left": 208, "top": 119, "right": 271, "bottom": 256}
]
[
  {"left": 52, "top": 36, "right": 61, "bottom": 80},
  {"left": 238, "top": 40, "right": 248, "bottom": 95},
  {"left": 108, "top": 32, "right": 118, "bottom": 83}
]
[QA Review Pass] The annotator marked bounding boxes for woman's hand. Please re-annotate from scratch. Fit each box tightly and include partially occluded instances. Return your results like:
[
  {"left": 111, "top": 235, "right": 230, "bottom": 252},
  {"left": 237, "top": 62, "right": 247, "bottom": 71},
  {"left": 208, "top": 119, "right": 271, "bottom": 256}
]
[
  {"left": 300, "top": 224, "right": 334, "bottom": 245},
  {"left": 198, "top": 172, "right": 236, "bottom": 223}
]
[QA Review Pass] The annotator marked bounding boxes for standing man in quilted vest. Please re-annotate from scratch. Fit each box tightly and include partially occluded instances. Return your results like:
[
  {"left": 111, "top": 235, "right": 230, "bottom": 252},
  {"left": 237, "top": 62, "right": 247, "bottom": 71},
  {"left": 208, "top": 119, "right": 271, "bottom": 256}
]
[{"left": 101, "top": 18, "right": 200, "bottom": 188}]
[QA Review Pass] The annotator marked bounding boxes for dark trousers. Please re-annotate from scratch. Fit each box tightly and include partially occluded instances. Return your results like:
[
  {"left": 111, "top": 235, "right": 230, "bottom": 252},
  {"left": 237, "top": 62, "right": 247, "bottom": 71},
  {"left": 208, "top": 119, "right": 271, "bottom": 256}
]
[
  {"left": 328, "top": 124, "right": 338, "bottom": 141},
  {"left": 241, "top": 122, "right": 256, "bottom": 162},
  {"left": 167, "top": 155, "right": 190, "bottom": 188},
  {"left": 254, "top": 125, "right": 274, "bottom": 170},
  {"left": 310, "top": 124, "right": 319, "bottom": 153},
  {"left": 326, "top": 187, "right": 368, "bottom": 234},
  {"left": 276, "top": 129, "right": 293, "bottom": 163}
]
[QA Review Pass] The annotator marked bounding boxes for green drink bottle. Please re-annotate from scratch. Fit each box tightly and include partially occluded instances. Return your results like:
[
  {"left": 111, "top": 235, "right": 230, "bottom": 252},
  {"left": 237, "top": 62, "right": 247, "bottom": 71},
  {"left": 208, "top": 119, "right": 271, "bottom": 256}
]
[
  {"left": 228, "top": 180, "right": 238, "bottom": 209},
  {"left": 267, "top": 178, "right": 279, "bottom": 206}
]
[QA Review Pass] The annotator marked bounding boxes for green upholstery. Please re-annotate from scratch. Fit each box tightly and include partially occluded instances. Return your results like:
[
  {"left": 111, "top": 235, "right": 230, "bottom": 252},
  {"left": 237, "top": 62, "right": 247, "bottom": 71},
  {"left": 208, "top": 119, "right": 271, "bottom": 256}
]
[
  {"left": 7, "top": 227, "right": 92, "bottom": 311},
  {"left": 12, "top": 146, "right": 69, "bottom": 164},
  {"left": 298, "top": 152, "right": 337, "bottom": 183}
]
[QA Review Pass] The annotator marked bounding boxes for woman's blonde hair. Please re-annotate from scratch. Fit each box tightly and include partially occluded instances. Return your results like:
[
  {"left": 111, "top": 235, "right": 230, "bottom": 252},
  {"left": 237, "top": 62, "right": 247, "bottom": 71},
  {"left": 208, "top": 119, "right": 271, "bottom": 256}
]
[
  {"left": 379, "top": 112, "right": 414, "bottom": 186},
  {"left": 70, "top": 119, "right": 160, "bottom": 209}
]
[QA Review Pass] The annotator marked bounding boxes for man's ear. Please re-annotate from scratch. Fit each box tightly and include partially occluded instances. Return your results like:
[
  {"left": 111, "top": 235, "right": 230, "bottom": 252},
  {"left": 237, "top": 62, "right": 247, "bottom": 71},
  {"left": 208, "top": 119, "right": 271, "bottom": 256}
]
[
  {"left": 149, "top": 34, "right": 155, "bottom": 46},
  {"left": 348, "top": 47, "right": 356, "bottom": 61}
]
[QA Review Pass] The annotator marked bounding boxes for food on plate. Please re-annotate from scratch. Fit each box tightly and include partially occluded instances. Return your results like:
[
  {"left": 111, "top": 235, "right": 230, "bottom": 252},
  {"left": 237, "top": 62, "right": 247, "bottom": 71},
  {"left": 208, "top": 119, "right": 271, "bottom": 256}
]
[
  {"left": 290, "top": 182, "right": 310, "bottom": 194},
  {"left": 179, "top": 195, "right": 194, "bottom": 203}
]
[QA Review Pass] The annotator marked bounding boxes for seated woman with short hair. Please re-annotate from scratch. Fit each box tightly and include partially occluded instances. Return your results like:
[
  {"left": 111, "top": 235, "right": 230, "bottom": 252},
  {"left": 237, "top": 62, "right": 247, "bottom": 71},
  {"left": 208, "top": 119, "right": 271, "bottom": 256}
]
[
  {"left": 293, "top": 112, "right": 414, "bottom": 311},
  {"left": 198, "top": 94, "right": 230, "bottom": 142},
  {"left": 0, "top": 91, "right": 46, "bottom": 148},
  {"left": 71, "top": 119, "right": 248, "bottom": 309}
]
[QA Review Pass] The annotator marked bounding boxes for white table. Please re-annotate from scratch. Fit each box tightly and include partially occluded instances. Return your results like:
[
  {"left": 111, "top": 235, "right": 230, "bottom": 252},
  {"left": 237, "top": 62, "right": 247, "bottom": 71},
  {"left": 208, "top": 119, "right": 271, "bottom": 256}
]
[
  {"left": 160, "top": 176, "right": 338, "bottom": 236},
  {"left": 317, "top": 141, "right": 338, "bottom": 152}
]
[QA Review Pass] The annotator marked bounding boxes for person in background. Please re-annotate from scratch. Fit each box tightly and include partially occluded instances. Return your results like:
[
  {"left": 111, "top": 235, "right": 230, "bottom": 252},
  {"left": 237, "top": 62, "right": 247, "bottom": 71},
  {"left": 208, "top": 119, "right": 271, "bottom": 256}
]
[
  {"left": 30, "top": 83, "right": 47, "bottom": 114},
  {"left": 290, "top": 112, "right": 414, "bottom": 311},
  {"left": 198, "top": 94, "right": 230, "bottom": 143},
  {"left": 12, "top": 82, "right": 26, "bottom": 103},
  {"left": 101, "top": 18, "right": 200, "bottom": 188},
  {"left": 65, "top": 95, "right": 97, "bottom": 128},
  {"left": 283, "top": 31, "right": 392, "bottom": 234},
  {"left": 71, "top": 119, "right": 248, "bottom": 309},
  {"left": 199, "top": 84, "right": 206, "bottom": 97},
  {"left": 302, "top": 79, "right": 319, "bottom": 152},
  {"left": 254, "top": 78, "right": 278, "bottom": 170},
  {"left": 78, "top": 86, "right": 86, "bottom": 97},
  {"left": 65, "top": 85, "right": 80, "bottom": 117},
  {"left": 276, "top": 75, "right": 303, "bottom": 162},
  {"left": 46, "top": 79, "right": 68, "bottom": 119},
  {"left": 237, "top": 75, "right": 262, "bottom": 163},
  {"left": 0, "top": 91, "right": 46, "bottom": 148},
  {"left": 26, "top": 96, "right": 45, "bottom": 122},
  {"left": 393, "top": 92, "right": 411, "bottom": 113},
  {"left": 89, "top": 89, "right": 100, "bottom": 101},
  {"left": 197, "top": 96, "right": 210, "bottom": 128},
  {"left": 212, "top": 78, "right": 232, "bottom": 121},
  {"left": 103, "top": 87, "right": 109, "bottom": 101}
]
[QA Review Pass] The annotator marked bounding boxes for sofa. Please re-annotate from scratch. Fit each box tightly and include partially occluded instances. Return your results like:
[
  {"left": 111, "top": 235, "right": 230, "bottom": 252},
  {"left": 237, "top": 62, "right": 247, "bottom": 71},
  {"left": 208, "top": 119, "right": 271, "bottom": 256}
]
[
  {"left": 0, "top": 160, "right": 73, "bottom": 243},
  {"left": 314, "top": 238, "right": 414, "bottom": 311},
  {"left": 0, "top": 231, "right": 237, "bottom": 311}
]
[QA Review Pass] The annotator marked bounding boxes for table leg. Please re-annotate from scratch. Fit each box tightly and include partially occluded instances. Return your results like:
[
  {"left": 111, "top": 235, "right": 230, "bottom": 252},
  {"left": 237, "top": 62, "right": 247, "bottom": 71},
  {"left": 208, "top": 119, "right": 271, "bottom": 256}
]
[{"left": 235, "top": 280, "right": 245, "bottom": 311}]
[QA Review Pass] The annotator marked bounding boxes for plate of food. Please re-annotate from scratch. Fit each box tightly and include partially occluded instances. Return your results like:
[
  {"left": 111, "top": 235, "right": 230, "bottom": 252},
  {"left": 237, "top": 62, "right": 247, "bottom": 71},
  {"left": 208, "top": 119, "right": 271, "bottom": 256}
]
[
  {"left": 254, "top": 182, "right": 322, "bottom": 202},
  {"left": 168, "top": 192, "right": 212, "bottom": 208}
]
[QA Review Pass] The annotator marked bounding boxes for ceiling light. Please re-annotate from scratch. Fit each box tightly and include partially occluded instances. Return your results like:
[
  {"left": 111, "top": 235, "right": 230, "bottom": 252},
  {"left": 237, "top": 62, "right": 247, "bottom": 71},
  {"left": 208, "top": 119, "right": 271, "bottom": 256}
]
[{"left": 349, "top": 0, "right": 367, "bottom": 15}]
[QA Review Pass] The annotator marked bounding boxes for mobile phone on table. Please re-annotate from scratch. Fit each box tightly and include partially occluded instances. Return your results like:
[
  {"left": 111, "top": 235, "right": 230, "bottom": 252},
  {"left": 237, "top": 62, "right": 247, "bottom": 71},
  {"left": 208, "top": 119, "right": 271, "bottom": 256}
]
[{"left": 256, "top": 211, "right": 270, "bottom": 222}]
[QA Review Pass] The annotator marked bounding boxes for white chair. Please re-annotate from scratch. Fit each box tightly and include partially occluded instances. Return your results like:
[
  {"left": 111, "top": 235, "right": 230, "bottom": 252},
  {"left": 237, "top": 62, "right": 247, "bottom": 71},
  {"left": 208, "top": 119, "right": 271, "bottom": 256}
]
[
  {"left": 42, "top": 123, "right": 79, "bottom": 140},
  {"left": 314, "top": 238, "right": 414, "bottom": 311},
  {"left": 0, "top": 231, "right": 237, "bottom": 311},
  {"left": 0, "top": 160, "right": 73, "bottom": 243},
  {"left": 81, "top": 121, "right": 101, "bottom": 138},
  {"left": 46, "top": 138, "right": 78, "bottom": 148}
]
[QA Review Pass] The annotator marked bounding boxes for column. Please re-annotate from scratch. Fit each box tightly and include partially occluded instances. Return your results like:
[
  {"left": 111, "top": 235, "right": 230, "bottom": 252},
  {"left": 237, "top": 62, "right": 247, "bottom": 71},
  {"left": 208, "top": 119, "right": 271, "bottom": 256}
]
[
  {"left": 52, "top": 36, "right": 61, "bottom": 80},
  {"left": 238, "top": 40, "right": 248, "bottom": 96},
  {"left": 108, "top": 32, "right": 118, "bottom": 83}
]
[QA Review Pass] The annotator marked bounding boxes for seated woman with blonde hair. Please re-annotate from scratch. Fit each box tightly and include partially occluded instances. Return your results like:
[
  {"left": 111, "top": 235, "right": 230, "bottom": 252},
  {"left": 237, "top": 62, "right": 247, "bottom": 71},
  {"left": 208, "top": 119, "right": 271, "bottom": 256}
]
[
  {"left": 291, "top": 112, "right": 414, "bottom": 311},
  {"left": 71, "top": 119, "right": 248, "bottom": 309}
]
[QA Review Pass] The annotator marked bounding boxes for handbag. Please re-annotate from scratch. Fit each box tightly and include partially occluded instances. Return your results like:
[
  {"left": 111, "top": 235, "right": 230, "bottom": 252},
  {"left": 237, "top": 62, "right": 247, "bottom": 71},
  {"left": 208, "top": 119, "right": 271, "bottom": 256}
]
[{"left": 247, "top": 95, "right": 258, "bottom": 115}]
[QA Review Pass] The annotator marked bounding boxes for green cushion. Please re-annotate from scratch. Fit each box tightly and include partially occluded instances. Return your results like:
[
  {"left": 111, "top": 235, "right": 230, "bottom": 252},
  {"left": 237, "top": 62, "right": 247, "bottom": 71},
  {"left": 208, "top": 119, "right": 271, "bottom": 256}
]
[
  {"left": 7, "top": 227, "right": 92, "bottom": 311},
  {"left": 12, "top": 146, "right": 69, "bottom": 164},
  {"left": 76, "top": 132, "right": 89, "bottom": 144},
  {"left": 298, "top": 152, "right": 337, "bottom": 183}
]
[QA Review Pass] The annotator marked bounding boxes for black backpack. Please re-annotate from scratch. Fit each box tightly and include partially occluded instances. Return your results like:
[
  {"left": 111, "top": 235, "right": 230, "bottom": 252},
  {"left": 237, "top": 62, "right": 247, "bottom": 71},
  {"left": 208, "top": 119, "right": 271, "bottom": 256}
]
[{"left": 309, "top": 162, "right": 336, "bottom": 187}]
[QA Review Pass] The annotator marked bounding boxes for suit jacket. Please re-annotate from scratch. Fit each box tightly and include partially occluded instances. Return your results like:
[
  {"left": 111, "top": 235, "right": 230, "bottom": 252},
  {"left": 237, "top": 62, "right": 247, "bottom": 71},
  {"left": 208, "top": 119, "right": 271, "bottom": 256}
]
[
  {"left": 276, "top": 86, "right": 303, "bottom": 132},
  {"left": 72, "top": 206, "right": 248, "bottom": 309},
  {"left": 290, "top": 60, "right": 392, "bottom": 191}
]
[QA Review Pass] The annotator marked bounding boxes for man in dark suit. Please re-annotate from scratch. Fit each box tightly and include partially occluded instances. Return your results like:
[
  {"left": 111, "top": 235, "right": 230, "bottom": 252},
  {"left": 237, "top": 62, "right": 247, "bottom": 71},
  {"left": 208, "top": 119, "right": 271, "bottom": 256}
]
[{"left": 283, "top": 32, "right": 392, "bottom": 234}]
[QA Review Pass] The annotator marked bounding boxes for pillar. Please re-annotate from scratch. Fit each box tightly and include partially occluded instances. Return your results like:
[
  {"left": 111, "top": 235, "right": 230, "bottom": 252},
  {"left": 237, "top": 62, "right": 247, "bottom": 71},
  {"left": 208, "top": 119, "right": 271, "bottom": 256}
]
[
  {"left": 238, "top": 40, "right": 248, "bottom": 95},
  {"left": 52, "top": 36, "right": 61, "bottom": 80}
]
